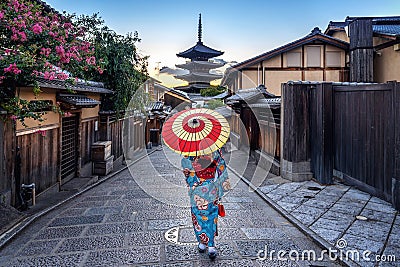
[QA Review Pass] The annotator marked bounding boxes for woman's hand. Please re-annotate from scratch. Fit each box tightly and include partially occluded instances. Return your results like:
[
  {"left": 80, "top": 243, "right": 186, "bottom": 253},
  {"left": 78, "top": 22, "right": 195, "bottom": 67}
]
[{"left": 183, "top": 168, "right": 190, "bottom": 177}]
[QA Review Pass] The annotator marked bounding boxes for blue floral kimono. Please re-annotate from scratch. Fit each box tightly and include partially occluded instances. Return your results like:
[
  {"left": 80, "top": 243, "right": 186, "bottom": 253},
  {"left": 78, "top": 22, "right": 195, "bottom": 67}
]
[{"left": 181, "top": 150, "right": 230, "bottom": 247}]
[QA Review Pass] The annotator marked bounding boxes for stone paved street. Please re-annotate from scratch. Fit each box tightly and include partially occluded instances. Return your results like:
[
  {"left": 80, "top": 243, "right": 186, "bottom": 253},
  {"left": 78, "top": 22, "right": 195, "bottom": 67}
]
[
  {"left": 232, "top": 148, "right": 399, "bottom": 267},
  {"left": 0, "top": 148, "right": 342, "bottom": 266}
]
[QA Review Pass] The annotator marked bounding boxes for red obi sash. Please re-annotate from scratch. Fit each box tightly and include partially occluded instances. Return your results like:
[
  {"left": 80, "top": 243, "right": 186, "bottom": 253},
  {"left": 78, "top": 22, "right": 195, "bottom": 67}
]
[{"left": 192, "top": 157, "right": 217, "bottom": 179}]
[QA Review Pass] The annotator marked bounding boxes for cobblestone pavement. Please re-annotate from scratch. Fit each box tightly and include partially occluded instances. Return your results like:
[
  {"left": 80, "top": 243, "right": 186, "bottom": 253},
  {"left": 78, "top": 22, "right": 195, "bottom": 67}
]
[
  {"left": 0, "top": 148, "right": 343, "bottom": 267},
  {"left": 232, "top": 148, "right": 399, "bottom": 267}
]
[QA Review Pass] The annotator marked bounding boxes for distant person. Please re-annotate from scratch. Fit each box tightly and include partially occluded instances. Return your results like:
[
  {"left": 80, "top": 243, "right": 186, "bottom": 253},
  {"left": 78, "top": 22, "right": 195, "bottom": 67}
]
[{"left": 182, "top": 149, "right": 231, "bottom": 259}]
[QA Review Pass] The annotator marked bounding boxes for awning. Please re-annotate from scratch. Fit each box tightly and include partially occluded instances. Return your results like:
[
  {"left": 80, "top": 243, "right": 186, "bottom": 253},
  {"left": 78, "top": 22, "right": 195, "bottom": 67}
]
[{"left": 57, "top": 94, "right": 100, "bottom": 108}]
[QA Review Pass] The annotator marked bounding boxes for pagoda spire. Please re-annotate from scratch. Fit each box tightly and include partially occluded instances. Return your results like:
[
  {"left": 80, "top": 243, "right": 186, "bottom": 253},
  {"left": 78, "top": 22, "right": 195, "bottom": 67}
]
[{"left": 198, "top": 13, "right": 202, "bottom": 43}]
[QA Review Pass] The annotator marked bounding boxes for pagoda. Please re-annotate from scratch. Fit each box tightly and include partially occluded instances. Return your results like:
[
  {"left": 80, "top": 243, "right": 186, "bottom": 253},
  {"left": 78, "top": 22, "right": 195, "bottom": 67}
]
[{"left": 175, "top": 14, "right": 224, "bottom": 93}]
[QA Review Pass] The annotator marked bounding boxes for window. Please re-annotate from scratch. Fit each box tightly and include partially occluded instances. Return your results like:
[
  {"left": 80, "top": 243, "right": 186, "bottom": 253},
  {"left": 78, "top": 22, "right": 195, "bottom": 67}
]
[
  {"left": 326, "top": 51, "right": 341, "bottom": 67},
  {"left": 286, "top": 52, "right": 301, "bottom": 67},
  {"left": 307, "top": 46, "right": 321, "bottom": 67}
]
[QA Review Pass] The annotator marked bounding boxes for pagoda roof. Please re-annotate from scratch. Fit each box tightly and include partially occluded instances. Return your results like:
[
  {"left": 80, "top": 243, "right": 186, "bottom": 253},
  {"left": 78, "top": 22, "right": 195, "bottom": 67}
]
[
  {"left": 176, "top": 60, "right": 224, "bottom": 70},
  {"left": 177, "top": 14, "right": 224, "bottom": 60},
  {"left": 174, "top": 84, "right": 210, "bottom": 92},
  {"left": 177, "top": 42, "right": 224, "bottom": 60},
  {"left": 175, "top": 72, "right": 222, "bottom": 82}
]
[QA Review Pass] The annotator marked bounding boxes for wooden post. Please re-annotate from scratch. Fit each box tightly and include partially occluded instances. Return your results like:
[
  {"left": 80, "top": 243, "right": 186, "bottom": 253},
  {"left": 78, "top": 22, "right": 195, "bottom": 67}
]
[
  {"left": 392, "top": 82, "right": 400, "bottom": 210},
  {"left": 349, "top": 18, "right": 374, "bottom": 82},
  {"left": 310, "top": 83, "right": 334, "bottom": 184},
  {"left": 281, "top": 82, "right": 313, "bottom": 182}
]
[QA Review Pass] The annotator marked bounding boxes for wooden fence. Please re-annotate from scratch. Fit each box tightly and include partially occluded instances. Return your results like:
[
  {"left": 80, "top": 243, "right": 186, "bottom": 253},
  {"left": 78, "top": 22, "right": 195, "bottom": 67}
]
[
  {"left": 17, "top": 126, "right": 60, "bottom": 194},
  {"left": 282, "top": 81, "right": 400, "bottom": 210},
  {"left": 333, "top": 83, "right": 395, "bottom": 201},
  {"left": 99, "top": 112, "right": 146, "bottom": 161},
  {"left": 81, "top": 118, "right": 99, "bottom": 166},
  {"left": 256, "top": 106, "right": 281, "bottom": 160}
]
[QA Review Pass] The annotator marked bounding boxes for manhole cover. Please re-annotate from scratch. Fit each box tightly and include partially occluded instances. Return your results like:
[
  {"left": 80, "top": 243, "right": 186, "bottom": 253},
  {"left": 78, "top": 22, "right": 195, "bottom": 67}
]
[
  {"left": 307, "top": 186, "right": 322, "bottom": 191},
  {"left": 164, "top": 226, "right": 197, "bottom": 246}
]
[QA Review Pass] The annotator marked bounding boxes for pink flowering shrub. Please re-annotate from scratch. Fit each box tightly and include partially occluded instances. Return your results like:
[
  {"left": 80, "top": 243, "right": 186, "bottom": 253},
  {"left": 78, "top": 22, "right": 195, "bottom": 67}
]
[
  {"left": 0, "top": 0, "right": 105, "bottom": 125},
  {"left": 4, "top": 63, "right": 21, "bottom": 74}
]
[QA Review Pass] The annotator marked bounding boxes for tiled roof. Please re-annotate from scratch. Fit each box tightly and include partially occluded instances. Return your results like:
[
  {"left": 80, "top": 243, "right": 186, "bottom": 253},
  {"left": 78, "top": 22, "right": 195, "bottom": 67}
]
[
  {"left": 57, "top": 94, "right": 100, "bottom": 107},
  {"left": 147, "top": 101, "right": 164, "bottom": 111},
  {"left": 346, "top": 16, "right": 400, "bottom": 23},
  {"left": 35, "top": 77, "right": 113, "bottom": 94},
  {"left": 211, "top": 91, "right": 230, "bottom": 99},
  {"left": 248, "top": 98, "right": 281, "bottom": 109},
  {"left": 165, "top": 88, "right": 193, "bottom": 102},
  {"left": 226, "top": 85, "right": 275, "bottom": 103},
  {"left": 214, "top": 106, "right": 232, "bottom": 118},
  {"left": 325, "top": 16, "right": 400, "bottom": 37},
  {"left": 226, "top": 89, "right": 258, "bottom": 102},
  {"left": 373, "top": 24, "right": 400, "bottom": 37}
]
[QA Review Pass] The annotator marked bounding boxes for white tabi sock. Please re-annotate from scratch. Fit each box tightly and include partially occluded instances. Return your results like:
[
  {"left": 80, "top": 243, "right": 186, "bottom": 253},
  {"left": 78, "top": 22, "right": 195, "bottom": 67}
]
[{"left": 208, "top": 246, "right": 217, "bottom": 254}]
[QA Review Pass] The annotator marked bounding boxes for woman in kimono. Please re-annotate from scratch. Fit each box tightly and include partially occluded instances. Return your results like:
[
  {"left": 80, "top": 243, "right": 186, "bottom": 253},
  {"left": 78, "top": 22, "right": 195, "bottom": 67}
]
[{"left": 182, "top": 149, "right": 231, "bottom": 259}]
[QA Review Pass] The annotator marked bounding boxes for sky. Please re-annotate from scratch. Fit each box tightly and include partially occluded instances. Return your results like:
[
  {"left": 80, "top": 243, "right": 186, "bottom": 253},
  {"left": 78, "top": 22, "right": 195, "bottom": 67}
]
[{"left": 46, "top": 0, "right": 400, "bottom": 87}]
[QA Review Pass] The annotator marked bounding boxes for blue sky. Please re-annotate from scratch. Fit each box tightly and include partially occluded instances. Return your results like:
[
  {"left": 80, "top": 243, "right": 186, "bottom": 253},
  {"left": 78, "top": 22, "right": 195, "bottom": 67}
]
[{"left": 46, "top": 0, "right": 400, "bottom": 85}]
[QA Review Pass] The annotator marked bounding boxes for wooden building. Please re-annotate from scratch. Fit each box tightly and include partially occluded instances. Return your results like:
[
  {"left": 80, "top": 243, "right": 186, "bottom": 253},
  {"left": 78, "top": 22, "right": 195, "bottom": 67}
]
[
  {"left": 163, "top": 88, "right": 192, "bottom": 110},
  {"left": 325, "top": 16, "right": 400, "bottom": 82},
  {"left": 226, "top": 85, "right": 281, "bottom": 173},
  {"left": 145, "top": 101, "right": 171, "bottom": 146},
  {"left": 1, "top": 78, "right": 112, "bottom": 206},
  {"left": 221, "top": 27, "right": 350, "bottom": 96},
  {"left": 221, "top": 27, "right": 349, "bottom": 173},
  {"left": 143, "top": 78, "right": 170, "bottom": 102}
]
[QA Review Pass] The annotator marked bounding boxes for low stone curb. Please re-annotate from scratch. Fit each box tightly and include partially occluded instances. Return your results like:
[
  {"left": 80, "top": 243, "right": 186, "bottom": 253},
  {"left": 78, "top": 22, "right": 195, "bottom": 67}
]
[
  {"left": 0, "top": 148, "right": 160, "bottom": 250},
  {"left": 227, "top": 165, "right": 359, "bottom": 267}
]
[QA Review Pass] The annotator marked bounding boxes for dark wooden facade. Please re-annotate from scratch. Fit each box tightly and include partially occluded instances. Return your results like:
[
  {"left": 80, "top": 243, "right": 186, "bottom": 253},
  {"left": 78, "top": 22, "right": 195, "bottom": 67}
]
[
  {"left": 333, "top": 83, "right": 394, "bottom": 200},
  {"left": 282, "top": 81, "right": 400, "bottom": 210},
  {"left": 349, "top": 19, "right": 374, "bottom": 82},
  {"left": 226, "top": 88, "right": 281, "bottom": 173}
]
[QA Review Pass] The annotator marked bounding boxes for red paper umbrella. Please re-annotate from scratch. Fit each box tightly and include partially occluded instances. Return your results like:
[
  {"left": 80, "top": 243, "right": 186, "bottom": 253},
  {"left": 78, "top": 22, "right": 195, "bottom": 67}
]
[{"left": 162, "top": 108, "right": 230, "bottom": 156}]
